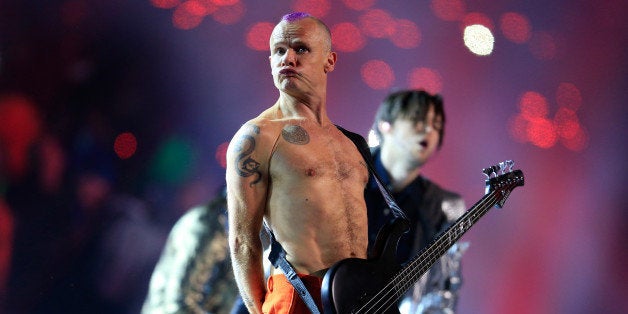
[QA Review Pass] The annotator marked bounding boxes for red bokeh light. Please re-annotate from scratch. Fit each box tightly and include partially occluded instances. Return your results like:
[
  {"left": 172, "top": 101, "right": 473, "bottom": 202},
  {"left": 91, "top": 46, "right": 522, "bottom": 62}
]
[
  {"left": 555, "top": 82, "right": 582, "bottom": 110},
  {"left": 518, "top": 91, "right": 549, "bottom": 119},
  {"left": 151, "top": 0, "right": 181, "bottom": 9},
  {"left": 460, "top": 12, "right": 494, "bottom": 31},
  {"left": 246, "top": 22, "right": 274, "bottom": 51},
  {"left": 407, "top": 67, "right": 443, "bottom": 94},
  {"left": 210, "top": 0, "right": 239, "bottom": 6},
  {"left": 216, "top": 141, "right": 229, "bottom": 168},
  {"left": 561, "top": 126, "right": 588, "bottom": 152},
  {"left": 292, "top": 0, "right": 331, "bottom": 18},
  {"left": 430, "top": 0, "right": 466, "bottom": 22},
  {"left": 361, "top": 59, "right": 395, "bottom": 90},
  {"left": 0, "top": 199, "right": 14, "bottom": 294},
  {"left": 359, "top": 9, "right": 396, "bottom": 39},
  {"left": 529, "top": 31, "right": 557, "bottom": 60},
  {"left": 527, "top": 117, "right": 558, "bottom": 148},
  {"left": 508, "top": 115, "right": 529, "bottom": 143},
  {"left": 172, "top": 1, "right": 206, "bottom": 29},
  {"left": 0, "top": 94, "right": 41, "bottom": 179},
  {"left": 341, "top": 0, "right": 376, "bottom": 11},
  {"left": 509, "top": 86, "right": 588, "bottom": 151},
  {"left": 211, "top": 1, "right": 245, "bottom": 25},
  {"left": 186, "top": 0, "right": 213, "bottom": 16},
  {"left": 554, "top": 107, "right": 580, "bottom": 139},
  {"left": 389, "top": 19, "right": 421, "bottom": 49},
  {"left": 500, "top": 12, "right": 531, "bottom": 44},
  {"left": 114, "top": 132, "right": 138, "bottom": 160},
  {"left": 0, "top": 95, "right": 41, "bottom": 147},
  {"left": 331, "top": 22, "right": 366, "bottom": 52}
]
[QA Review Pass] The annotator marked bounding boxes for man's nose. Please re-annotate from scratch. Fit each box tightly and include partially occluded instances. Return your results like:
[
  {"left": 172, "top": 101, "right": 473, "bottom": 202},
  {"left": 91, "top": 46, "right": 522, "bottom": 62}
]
[{"left": 281, "top": 49, "right": 297, "bottom": 66}]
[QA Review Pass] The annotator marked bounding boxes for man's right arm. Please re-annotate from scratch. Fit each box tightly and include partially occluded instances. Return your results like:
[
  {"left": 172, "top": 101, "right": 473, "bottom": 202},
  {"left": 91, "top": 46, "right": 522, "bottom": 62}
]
[{"left": 226, "top": 123, "right": 270, "bottom": 314}]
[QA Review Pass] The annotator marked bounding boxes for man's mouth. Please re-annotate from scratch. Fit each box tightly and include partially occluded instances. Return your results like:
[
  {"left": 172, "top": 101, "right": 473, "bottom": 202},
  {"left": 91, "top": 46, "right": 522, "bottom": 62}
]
[
  {"left": 419, "top": 140, "right": 428, "bottom": 148},
  {"left": 279, "top": 68, "right": 297, "bottom": 76}
]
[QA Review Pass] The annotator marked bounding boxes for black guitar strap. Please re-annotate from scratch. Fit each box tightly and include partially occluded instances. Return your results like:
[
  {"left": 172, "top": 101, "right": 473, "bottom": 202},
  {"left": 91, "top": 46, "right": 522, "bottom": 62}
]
[
  {"left": 335, "top": 125, "right": 408, "bottom": 221},
  {"left": 264, "top": 126, "right": 407, "bottom": 314}
]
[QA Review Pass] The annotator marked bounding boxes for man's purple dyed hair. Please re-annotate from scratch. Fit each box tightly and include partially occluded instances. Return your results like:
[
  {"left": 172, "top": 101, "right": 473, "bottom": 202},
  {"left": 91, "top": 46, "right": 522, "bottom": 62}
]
[
  {"left": 282, "top": 12, "right": 311, "bottom": 22},
  {"left": 278, "top": 12, "right": 332, "bottom": 50}
]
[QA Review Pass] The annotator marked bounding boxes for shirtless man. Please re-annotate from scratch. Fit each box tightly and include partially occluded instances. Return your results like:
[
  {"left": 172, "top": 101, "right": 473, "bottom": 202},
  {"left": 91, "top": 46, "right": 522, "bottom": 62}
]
[{"left": 226, "top": 12, "right": 369, "bottom": 313}]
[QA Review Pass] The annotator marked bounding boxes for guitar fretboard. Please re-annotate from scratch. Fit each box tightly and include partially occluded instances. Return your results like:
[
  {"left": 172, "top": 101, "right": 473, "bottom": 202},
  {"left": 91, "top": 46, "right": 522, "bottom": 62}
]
[{"left": 395, "top": 188, "right": 500, "bottom": 293}]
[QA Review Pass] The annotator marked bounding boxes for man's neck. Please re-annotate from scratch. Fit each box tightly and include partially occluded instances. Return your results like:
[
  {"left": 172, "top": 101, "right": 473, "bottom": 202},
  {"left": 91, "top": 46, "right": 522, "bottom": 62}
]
[
  {"left": 277, "top": 93, "right": 328, "bottom": 125},
  {"left": 379, "top": 145, "right": 422, "bottom": 192}
]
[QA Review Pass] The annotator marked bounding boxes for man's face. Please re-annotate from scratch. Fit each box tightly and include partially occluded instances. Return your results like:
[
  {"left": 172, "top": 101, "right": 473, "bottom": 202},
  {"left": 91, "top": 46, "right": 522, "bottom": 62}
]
[
  {"left": 382, "top": 105, "right": 443, "bottom": 167},
  {"left": 269, "top": 18, "right": 336, "bottom": 96}
]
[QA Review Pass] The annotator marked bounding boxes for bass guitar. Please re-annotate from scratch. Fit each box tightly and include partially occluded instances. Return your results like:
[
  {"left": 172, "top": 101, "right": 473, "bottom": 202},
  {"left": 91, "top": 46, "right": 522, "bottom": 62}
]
[{"left": 321, "top": 160, "right": 524, "bottom": 314}]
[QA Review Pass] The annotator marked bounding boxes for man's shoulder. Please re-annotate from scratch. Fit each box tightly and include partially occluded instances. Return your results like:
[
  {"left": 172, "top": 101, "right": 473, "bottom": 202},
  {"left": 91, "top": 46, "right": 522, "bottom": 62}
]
[
  {"left": 232, "top": 115, "right": 284, "bottom": 140},
  {"left": 422, "top": 178, "right": 466, "bottom": 220},
  {"left": 422, "top": 177, "right": 460, "bottom": 198}
]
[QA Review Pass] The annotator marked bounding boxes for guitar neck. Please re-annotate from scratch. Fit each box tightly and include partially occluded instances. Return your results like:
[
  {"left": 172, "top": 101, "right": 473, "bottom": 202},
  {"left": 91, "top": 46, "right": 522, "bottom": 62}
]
[{"left": 392, "top": 188, "right": 500, "bottom": 294}]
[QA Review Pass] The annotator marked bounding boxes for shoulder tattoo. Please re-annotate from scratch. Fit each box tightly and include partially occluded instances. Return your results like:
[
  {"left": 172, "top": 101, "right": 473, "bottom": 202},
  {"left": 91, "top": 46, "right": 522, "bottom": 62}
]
[
  {"left": 233, "top": 124, "right": 262, "bottom": 186},
  {"left": 282, "top": 125, "right": 309, "bottom": 145}
]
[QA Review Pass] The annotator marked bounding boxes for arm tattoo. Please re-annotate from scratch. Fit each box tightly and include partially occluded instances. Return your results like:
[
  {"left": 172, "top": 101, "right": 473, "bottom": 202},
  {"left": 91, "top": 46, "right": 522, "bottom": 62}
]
[
  {"left": 234, "top": 126, "right": 262, "bottom": 186},
  {"left": 282, "top": 125, "right": 309, "bottom": 145}
]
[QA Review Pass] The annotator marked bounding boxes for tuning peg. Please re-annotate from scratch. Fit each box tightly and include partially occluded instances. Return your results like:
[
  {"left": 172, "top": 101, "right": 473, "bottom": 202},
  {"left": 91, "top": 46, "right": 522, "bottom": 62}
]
[
  {"left": 498, "top": 161, "right": 506, "bottom": 174},
  {"left": 506, "top": 160, "right": 514, "bottom": 172},
  {"left": 482, "top": 166, "right": 493, "bottom": 179}
]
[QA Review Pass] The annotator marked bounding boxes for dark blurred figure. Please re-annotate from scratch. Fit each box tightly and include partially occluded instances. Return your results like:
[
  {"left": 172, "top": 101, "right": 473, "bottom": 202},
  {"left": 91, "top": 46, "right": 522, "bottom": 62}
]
[
  {"left": 142, "top": 187, "right": 245, "bottom": 314},
  {"left": 2, "top": 133, "right": 75, "bottom": 313},
  {"left": 36, "top": 131, "right": 167, "bottom": 314},
  {"left": 0, "top": 198, "right": 13, "bottom": 299},
  {"left": 3, "top": 123, "right": 166, "bottom": 313}
]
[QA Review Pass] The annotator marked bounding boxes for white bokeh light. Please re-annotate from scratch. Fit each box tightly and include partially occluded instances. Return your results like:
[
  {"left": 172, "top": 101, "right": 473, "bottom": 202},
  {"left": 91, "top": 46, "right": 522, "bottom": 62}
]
[{"left": 463, "top": 24, "right": 494, "bottom": 56}]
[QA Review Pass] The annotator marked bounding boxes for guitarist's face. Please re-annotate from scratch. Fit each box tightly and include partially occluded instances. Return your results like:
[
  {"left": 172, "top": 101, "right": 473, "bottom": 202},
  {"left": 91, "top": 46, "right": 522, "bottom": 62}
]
[{"left": 381, "top": 105, "right": 442, "bottom": 167}]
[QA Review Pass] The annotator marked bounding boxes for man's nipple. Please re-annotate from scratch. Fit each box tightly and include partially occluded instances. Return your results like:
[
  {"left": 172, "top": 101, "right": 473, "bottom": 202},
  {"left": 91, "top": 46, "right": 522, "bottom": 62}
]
[{"left": 305, "top": 168, "right": 316, "bottom": 177}]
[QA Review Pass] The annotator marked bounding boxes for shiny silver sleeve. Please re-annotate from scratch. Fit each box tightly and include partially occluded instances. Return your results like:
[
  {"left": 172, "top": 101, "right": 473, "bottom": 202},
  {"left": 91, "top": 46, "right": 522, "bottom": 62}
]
[
  {"left": 400, "top": 196, "right": 469, "bottom": 314},
  {"left": 141, "top": 205, "right": 238, "bottom": 314}
]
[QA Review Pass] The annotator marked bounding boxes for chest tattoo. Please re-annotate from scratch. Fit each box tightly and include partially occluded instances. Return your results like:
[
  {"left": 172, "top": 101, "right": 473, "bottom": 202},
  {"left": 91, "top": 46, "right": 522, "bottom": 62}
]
[{"left": 282, "top": 125, "right": 310, "bottom": 145}]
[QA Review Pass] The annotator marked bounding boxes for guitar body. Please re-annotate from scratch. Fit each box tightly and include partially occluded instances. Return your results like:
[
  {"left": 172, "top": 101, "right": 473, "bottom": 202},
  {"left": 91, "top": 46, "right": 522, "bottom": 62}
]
[{"left": 322, "top": 218, "right": 408, "bottom": 314}]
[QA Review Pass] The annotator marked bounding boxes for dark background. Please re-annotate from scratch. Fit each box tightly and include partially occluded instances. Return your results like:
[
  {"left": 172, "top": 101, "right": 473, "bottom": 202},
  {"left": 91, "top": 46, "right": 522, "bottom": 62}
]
[{"left": 1, "top": 0, "right": 627, "bottom": 313}]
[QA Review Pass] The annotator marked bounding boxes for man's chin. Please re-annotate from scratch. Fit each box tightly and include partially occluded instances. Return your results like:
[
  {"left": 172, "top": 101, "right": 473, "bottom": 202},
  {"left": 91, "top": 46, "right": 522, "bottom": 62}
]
[{"left": 278, "top": 81, "right": 301, "bottom": 93}]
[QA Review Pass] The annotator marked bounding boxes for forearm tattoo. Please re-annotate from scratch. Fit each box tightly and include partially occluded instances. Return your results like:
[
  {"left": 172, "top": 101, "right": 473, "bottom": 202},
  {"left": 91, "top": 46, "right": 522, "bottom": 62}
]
[
  {"left": 282, "top": 125, "right": 309, "bottom": 145},
  {"left": 234, "top": 125, "right": 262, "bottom": 186}
]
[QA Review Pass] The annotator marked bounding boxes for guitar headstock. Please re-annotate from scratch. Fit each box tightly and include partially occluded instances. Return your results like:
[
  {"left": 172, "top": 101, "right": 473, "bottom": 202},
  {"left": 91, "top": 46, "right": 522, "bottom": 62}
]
[{"left": 483, "top": 160, "right": 525, "bottom": 208}]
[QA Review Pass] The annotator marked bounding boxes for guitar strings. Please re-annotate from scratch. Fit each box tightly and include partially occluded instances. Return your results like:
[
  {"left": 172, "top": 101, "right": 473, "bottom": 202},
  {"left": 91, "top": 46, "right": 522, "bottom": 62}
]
[{"left": 353, "top": 182, "right": 511, "bottom": 314}]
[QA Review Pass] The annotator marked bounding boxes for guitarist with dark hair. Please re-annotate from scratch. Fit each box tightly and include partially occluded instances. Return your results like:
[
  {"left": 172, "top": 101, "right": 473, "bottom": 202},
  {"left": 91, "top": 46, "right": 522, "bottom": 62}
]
[{"left": 365, "top": 90, "right": 468, "bottom": 313}]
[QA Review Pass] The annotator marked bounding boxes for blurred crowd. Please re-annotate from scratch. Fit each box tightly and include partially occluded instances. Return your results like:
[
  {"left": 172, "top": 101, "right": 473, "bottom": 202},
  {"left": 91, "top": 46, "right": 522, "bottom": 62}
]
[
  {"left": 0, "top": 1, "right": 222, "bottom": 313},
  {"left": 0, "top": 94, "right": 202, "bottom": 313}
]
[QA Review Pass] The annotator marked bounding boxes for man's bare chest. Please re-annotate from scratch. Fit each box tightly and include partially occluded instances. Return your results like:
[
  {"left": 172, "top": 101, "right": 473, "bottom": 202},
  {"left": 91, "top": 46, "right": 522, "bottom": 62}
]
[{"left": 269, "top": 125, "right": 366, "bottom": 182}]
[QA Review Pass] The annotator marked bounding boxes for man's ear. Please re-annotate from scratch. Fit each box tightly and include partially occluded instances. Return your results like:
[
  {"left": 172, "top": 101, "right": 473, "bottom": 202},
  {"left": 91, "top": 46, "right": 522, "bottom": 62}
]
[{"left": 324, "top": 51, "right": 337, "bottom": 73}]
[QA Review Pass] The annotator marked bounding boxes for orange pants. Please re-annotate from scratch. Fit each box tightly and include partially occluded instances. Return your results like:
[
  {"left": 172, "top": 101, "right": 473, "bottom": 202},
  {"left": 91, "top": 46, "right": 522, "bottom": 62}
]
[{"left": 262, "top": 274, "right": 323, "bottom": 314}]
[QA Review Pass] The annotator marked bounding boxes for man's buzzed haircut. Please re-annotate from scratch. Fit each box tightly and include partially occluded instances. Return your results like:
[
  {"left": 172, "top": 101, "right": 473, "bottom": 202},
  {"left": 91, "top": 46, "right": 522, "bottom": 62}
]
[{"left": 280, "top": 12, "right": 332, "bottom": 51}]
